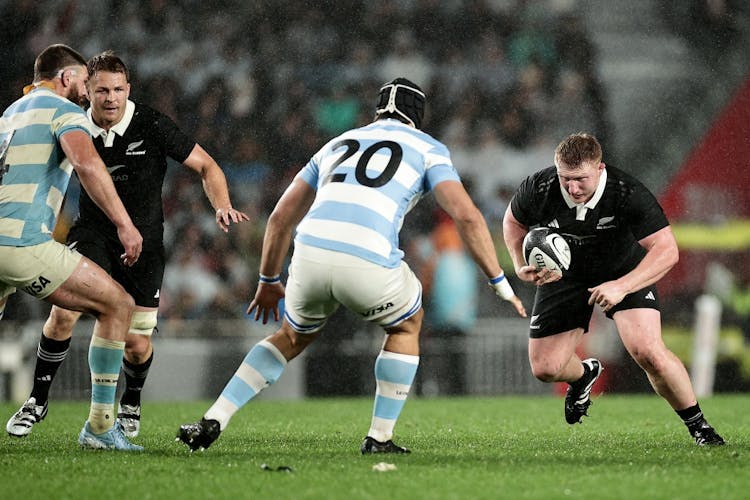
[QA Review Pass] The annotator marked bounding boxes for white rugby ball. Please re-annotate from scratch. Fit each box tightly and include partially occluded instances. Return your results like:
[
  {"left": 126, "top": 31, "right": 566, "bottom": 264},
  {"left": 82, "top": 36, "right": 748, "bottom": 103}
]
[{"left": 522, "top": 227, "right": 571, "bottom": 275}]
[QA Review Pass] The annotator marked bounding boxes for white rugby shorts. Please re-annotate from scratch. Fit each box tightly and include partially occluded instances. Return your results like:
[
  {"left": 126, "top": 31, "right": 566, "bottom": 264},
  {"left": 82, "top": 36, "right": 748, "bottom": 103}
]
[
  {"left": 283, "top": 243, "right": 422, "bottom": 334},
  {"left": 0, "top": 239, "right": 82, "bottom": 300}
]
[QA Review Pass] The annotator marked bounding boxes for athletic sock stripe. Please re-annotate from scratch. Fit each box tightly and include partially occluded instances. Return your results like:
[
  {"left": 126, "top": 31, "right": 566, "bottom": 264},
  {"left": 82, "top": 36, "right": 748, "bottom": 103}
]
[
  {"left": 368, "top": 416, "right": 395, "bottom": 443},
  {"left": 245, "top": 343, "right": 286, "bottom": 380},
  {"left": 235, "top": 363, "right": 269, "bottom": 394},
  {"left": 379, "top": 350, "right": 419, "bottom": 364},
  {"left": 375, "top": 380, "right": 411, "bottom": 400},
  {"left": 372, "top": 395, "right": 404, "bottom": 420},
  {"left": 222, "top": 376, "right": 258, "bottom": 407},
  {"left": 375, "top": 357, "right": 419, "bottom": 386},
  {"left": 37, "top": 348, "right": 69, "bottom": 362},
  {"left": 258, "top": 340, "right": 287, "bottom": 366},
  {"left": 90, "top": 336, "right": 125, "bottom": 350}
]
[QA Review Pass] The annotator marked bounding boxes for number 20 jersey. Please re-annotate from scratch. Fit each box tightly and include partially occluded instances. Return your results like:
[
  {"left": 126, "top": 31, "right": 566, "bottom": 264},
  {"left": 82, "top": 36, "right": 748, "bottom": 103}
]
[{"left": 295, "top": 118, "right": 460, "bottom": 268}]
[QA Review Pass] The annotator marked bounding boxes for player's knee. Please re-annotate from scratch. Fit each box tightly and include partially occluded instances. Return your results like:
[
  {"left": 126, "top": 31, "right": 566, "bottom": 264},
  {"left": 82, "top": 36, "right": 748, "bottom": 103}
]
[
  {"left": 109, "top": 291, "right": 135, "bottom": 319},
  {"left": 631, "top": 348, "right": 668, "bottom": 376},
  {"left": 531, "top": 365, "right": 558, "bottom": 383},
  {"left": 529, "top": 358, "right": 561, "bottom": 382},
  {"left": 129, "top": 310, "right": 158, "bottom": 336},
  {"left": 46, "top": 306, "right": 80, "bottom": 333},
  {"left": 125, "top": 333, "right": 152, "bottom": 360}
]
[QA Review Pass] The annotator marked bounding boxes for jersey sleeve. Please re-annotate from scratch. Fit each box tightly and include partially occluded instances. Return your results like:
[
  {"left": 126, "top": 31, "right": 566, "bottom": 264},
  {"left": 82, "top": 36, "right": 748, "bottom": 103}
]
[
  {"left": 155, "top": 111, "right": 195, "bottom": 163},
  {"left": 296, "top": 151, "right": 321, "bottom": 189},
  {"left": 52, "top": 102, "right": 91, "bottom": 138},
  {"left": 422, "top": 143, "right": 459, "bottom": 191},
  {"left": 509, "top": 175, "right": 539, "bottom": 226},
  {"left": 626, "top": 182, "right": 670, "bottom": 240}
]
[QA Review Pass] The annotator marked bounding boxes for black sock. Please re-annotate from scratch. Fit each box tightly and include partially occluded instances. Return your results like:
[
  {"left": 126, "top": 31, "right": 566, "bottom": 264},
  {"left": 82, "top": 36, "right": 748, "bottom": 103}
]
[
  {"left": 29, "top": 334, "right": 71, "bottom": 406},
  {"left": 570, "top": 361, "right": 592, "bottom": 388},
  {"left": 120, "top": 351, "right": 153, "bottom": 406},
  {"left": 676, "top": 403, "right": 704, "bottom": 430}
]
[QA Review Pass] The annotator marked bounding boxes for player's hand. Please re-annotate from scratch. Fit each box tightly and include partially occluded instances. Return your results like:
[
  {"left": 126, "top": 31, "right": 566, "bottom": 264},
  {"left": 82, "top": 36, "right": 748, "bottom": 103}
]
[
  {"left": 247, "top": 281, "right": 285, "bottom": 324},
  {"left": 532, "top": 267, "right": 562, "bottom": 286},
  {"left": 507, "top": 295, "right": 527, "bottom": 318},
  {"left": 117, "top": 223, "right": 143, "bottom": 266},
  {"left": 587, "top": 280, "right": 628, "bottom": 312},
  {"left": 488, "top": 274, "right": 527, "bottom": 317},
  {"left": 516, "top": 264, "right": 539, "bottom": 283},
  {"left": 215, "top": 207, "right": 250, "bottom": 233}
]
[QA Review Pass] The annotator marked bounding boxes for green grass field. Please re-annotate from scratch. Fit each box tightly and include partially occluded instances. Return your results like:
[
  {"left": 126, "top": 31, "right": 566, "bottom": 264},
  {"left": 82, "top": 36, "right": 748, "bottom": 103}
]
[{"left": 1, "top": 395, "right": 746, "bottom": 499}]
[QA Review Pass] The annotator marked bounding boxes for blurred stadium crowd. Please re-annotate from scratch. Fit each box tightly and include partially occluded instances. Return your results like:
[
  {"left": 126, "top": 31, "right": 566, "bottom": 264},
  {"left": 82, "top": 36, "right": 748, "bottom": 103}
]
[{"left": 0, "top": 0, "right": 621, "bottom": 322}]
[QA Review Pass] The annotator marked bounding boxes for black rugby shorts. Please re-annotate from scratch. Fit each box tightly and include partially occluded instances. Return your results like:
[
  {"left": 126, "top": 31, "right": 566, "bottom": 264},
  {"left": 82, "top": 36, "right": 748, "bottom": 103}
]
[
  {"left": 67, "top": 225, "right": 165, "bottom": 308},
  {"left": 528, "top": 279, "right": 660, "bottom": 338}
]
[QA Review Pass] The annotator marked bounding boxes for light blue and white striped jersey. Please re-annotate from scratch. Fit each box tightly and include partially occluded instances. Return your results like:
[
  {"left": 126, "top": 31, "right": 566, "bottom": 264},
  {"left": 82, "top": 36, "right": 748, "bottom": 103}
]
[
  {"left": 295, "top": 118, "right": 460, "bottom": 268},
  {"left": 0, "top": 87, "right": 90, "bottom": 246}
]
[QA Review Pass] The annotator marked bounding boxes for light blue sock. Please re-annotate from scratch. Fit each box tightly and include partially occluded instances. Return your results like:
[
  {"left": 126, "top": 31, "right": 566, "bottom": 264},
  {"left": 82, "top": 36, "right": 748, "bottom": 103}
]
[
  {"left": 204, "top": 339, "right": 287, "bottom": 429},
  {"left": 87, "top": 336, "right": 125, "bottom": 433},
  {"left": 367, "top": 350, "right": 419, "bottom": 442}
]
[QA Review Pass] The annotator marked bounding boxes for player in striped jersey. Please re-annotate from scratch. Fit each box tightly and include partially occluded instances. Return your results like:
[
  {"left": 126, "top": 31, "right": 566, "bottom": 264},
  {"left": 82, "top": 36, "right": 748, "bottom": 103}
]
[
  {"left": 178, "top": 78, "right": 527, "bottom": 453},
  {"left": 0, "top": 44, "right": 143, "bottom": 450}
]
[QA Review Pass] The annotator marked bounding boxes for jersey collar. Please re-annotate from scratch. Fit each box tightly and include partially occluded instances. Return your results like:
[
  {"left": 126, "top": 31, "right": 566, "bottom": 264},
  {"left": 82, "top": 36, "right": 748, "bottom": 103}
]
[
  {"left": 559, "top": 166, "right": 607, "bottom": 221},
  {"left": 87, "top": 99, "right": 135, "bottom": 147}
]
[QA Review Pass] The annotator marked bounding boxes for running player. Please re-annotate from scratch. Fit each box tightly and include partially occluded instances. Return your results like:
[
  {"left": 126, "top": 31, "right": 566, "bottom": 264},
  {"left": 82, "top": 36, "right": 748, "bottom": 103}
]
[
  {"left": 177, "top": 77, "right": 527, "bottom": 453},
  {"left": 1, "top": 44, "right": 143, "bottom": 450},
  {"left": 6, "top": 50, "right": 249, "bottom": 439},
  {"left": 503, "top": 132, "right": 724, "bottom": 445}
]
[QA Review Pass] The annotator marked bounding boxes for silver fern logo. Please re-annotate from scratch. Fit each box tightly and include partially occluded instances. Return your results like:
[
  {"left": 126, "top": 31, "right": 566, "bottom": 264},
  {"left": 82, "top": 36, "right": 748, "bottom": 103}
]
[
  {"left": 596, "top": 216, "right": 616, "bottom": 229},
  {"left": 125, "top": 140, "right": 146, "bottom": 155}
]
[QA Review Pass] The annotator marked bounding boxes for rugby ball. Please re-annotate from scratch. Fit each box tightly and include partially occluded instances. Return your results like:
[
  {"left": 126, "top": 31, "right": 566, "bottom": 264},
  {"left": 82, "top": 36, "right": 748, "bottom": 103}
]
[{"left": 522, "top": 227, "right": 571, "bottom": 276}]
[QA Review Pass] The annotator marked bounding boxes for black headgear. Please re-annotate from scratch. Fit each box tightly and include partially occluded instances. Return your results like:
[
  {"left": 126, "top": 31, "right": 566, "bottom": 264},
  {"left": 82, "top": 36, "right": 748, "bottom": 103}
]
[{"left": 375, "top": 77, "right": 426, "bottom": 129}]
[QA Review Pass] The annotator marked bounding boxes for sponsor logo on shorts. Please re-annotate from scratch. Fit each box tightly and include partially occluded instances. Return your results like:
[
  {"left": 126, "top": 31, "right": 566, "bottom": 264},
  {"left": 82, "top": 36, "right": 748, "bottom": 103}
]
[
  {"left": 529, "top": 315, "right": 541, "bottom": 329},
  {"left": 362, "top": 302, "right": 394, "bottom": 317},
  {"left": 23, "top": 275, "right": 51, "bottom": 296},
  {"left": 645, "top": 291, "right": 655, "bottom": 300}
]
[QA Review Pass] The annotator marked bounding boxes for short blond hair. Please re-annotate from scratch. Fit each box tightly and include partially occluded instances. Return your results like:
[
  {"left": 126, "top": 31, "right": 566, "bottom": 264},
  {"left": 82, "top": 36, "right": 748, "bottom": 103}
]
[{"left": 555, "top": 133, "right": 602, "bottom": 168}]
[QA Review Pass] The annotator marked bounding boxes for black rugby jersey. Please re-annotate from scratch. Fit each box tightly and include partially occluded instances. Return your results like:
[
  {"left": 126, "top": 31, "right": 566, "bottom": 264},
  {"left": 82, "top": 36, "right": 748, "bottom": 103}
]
[
  {"left": 510, "top": 165, "right": 669, "bottom": 283},
  {"left": 75, "top": 101, "right": 195, "bottom": 244}
]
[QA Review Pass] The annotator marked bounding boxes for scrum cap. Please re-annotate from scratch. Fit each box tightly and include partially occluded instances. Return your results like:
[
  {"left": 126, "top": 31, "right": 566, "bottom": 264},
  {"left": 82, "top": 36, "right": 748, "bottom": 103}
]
[{"left": 375, "top": 77, "right": 425, "bottom": 129}]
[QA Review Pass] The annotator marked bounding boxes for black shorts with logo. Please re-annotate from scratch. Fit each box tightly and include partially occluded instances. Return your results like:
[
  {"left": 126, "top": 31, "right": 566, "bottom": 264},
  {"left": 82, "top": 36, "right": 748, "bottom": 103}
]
[
  {"left": 528, "top": 279, "right": 660, "bottom": 339},
  {"left": 66, "top": 225, "right": 165, "bottom": 308}
]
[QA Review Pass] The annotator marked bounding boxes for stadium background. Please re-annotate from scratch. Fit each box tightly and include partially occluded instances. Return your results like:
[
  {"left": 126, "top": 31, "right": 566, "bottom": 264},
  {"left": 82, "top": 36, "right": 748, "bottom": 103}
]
[{"left": 0, "top": 0, "right": 748, "bottom": 402}]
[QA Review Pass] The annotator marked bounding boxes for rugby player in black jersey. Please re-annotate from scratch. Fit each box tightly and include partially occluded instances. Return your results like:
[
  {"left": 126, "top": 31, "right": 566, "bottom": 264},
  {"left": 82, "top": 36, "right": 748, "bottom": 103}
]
[
  {"left": 6, "top": 51, "right": 249, "bottom": 439},
  {"left": 503, "top": 132, "right": 724, "bottom": 446}
]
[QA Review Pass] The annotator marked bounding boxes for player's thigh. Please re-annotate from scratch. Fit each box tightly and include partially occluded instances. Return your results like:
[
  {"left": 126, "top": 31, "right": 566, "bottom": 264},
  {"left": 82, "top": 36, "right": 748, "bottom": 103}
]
[
  {"left": 613, "top": 307, "right": 665, "bottom": 356},
  {"left": 49, "top": 255, "right": 133, "bottom": 316},
  {"left": 333, "top": 258, "right": 422, "bottom": 329},
  {"left": 528, "top": 327, "right": 583, "bottom": 369},
  {"left": 283, "top": 251, "right": 341, "bottom": 333}
]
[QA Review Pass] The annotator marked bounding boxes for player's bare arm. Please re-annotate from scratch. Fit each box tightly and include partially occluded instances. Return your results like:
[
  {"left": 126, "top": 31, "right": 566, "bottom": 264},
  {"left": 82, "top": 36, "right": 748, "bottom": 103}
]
[
  {"left": 588, "top": 226, "right": 679, "bottom": 311},
  {"left": 501, "top": 206, "right": 556, "bottom": 286},
  {"left": 182, "top": 144, "right": 250, "bottom": 232},
  {"left": 247, "top": 178, "right": 316, "bottom": 323},
  {"left": 59, "top": 129, "right": 142, "bottom": 265},
  {"left": 434, "top": 180, "right": 526, "bottom": 317}
]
